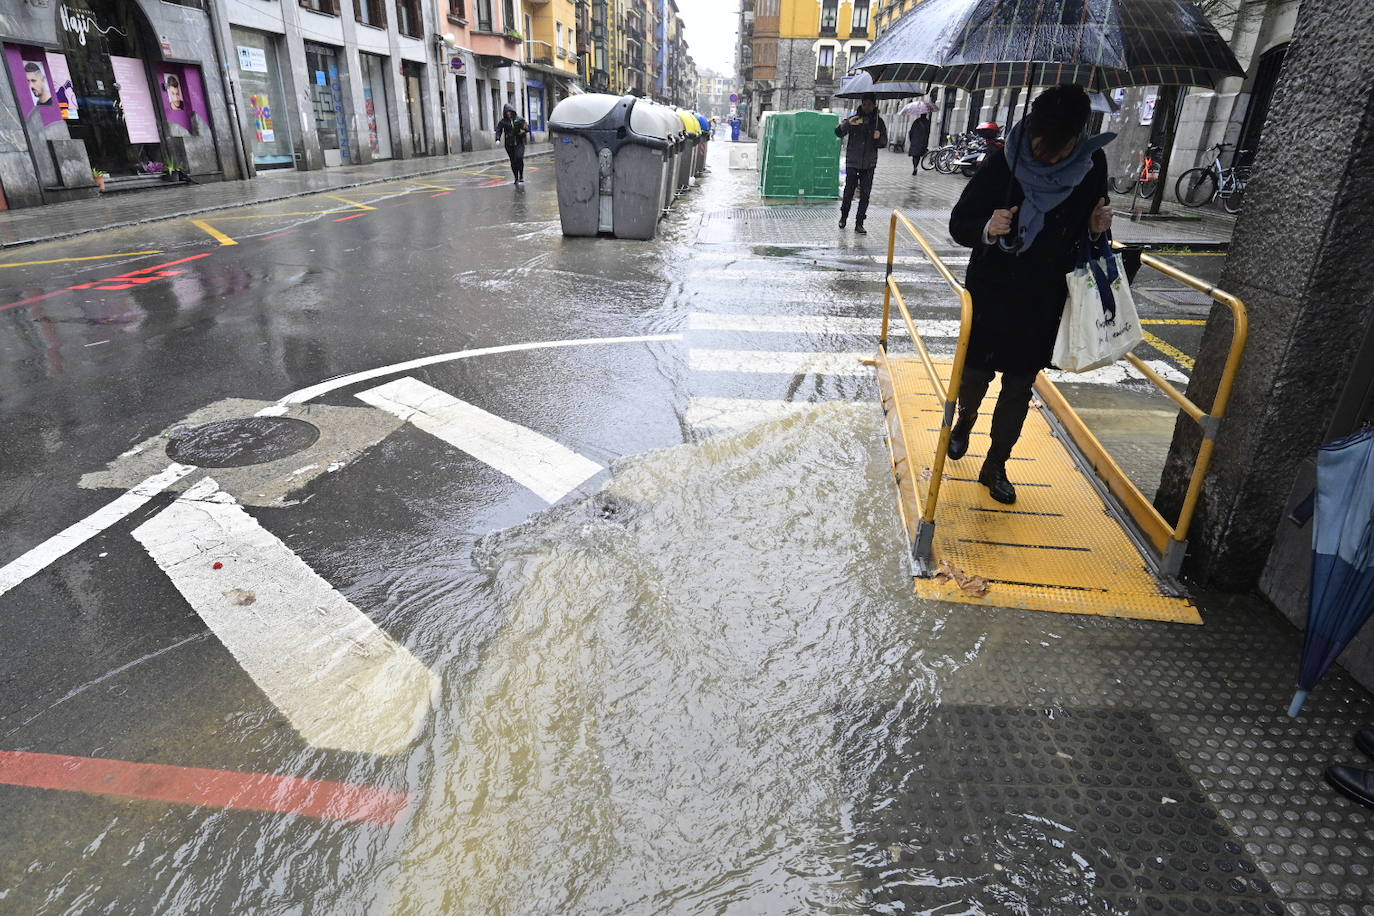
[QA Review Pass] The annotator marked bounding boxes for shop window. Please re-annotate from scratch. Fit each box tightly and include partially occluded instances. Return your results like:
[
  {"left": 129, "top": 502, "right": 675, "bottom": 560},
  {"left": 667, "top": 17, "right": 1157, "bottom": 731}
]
[
  {"left": 396, "top": 0, "right": 422, "bottom": 36},
  {"left": 300, "top": 0, "right": 340, "bottom": 15},
  {"left": 355, "top": 0, "right": 387, "bottom": 26},
  {"left": 476, "top": 0, "right": 493, "bottom": 31}
]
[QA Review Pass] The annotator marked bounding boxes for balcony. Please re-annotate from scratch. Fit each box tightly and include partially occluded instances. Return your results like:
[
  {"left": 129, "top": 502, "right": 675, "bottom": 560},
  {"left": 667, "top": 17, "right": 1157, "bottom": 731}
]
[
  {"left": 557, "top": 46, "right": 570, "bottom": 58},
  {"left": 819, "top": 24, "right": 837, "bottom": 36},
  {"left": 524, "top": 38, "right": 555, "bottom": 65},
  {"left": 815, "top": 65, "right": 834, "bottom": 82}
]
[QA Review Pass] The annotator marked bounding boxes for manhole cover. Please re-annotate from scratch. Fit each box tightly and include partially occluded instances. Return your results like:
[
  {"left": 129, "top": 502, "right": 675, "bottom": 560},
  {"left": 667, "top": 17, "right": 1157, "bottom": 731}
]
[{"left": 166, "top": 417, "right": 321, "bottom": 468}]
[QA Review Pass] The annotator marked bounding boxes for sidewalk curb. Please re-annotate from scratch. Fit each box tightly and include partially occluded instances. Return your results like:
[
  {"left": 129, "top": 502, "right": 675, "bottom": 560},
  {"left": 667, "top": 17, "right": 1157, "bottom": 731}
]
[{"left": 0, "top": 148, "right": 553, "bottom": 250}]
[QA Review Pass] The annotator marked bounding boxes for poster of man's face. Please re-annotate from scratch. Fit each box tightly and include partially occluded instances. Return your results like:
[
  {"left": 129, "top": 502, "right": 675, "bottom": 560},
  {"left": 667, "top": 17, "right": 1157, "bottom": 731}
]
[
  {"left": 25, "top": 62, "right": 52, "bottom": 105},
  {"left": 164, "top": 74, "right": 184, "bottom": 110}
]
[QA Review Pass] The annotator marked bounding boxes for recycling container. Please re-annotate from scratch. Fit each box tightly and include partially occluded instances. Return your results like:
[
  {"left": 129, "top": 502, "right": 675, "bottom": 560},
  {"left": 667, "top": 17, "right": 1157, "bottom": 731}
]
[
  {"left": 642, "top": 102, "right": 682, "bottom": 212},
  {"left": 674, "top": 109, "right": 702, "bottom": 192},
  {"left": 758, "top": 110, "right": 841, "bottom": 199},
  {"left": 549, "top": 93, "right": 673, "bottom": 240}
]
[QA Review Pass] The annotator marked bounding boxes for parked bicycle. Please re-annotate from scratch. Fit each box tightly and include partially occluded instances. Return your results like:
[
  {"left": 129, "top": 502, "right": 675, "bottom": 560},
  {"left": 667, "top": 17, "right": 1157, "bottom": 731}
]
[
  {"left": 1110, "top": 144, "right": 1162, "bottom": 199},
  {"left": 1175, "top": 142, "right": 1251, "bottom": 214}
]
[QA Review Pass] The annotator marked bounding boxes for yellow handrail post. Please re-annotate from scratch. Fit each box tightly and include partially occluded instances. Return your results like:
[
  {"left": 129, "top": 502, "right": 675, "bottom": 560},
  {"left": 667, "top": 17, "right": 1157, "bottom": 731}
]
[{"left": 880, "top": 211, "right": 897, "bottom": 349}]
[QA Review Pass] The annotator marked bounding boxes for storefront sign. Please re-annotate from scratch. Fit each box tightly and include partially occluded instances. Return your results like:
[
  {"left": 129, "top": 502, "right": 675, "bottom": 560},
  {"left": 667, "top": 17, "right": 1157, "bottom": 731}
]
[
  {"left": 109, "top": 55, "right": 160, "bottom": 143},
  {"left": 59, "top": 3, "right": 123, "bottom": 47},
  {"left": 237, "top": 45, "right": 268, "bottom": 73}
]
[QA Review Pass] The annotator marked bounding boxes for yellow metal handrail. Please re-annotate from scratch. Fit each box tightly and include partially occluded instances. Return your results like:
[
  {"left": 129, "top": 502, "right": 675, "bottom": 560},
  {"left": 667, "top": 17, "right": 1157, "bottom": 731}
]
[
  {"left": 878, "top": 210, "right": 973, "bottom": 574},
  {"left": 877, "top": 212, "right": 1248, "bottom": 582}
]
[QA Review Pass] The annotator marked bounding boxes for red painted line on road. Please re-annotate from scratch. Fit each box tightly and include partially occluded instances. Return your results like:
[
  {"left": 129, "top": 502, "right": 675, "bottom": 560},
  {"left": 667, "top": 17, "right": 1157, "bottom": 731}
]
[
  {"left": 0, "top": 749, "right": 410, "bottom": 825},
  {"left": 334, "top": 213, "right": 366, "bottom": 222},
  {"left": 259, "top": 229, "right": 300, "bottom": 241},
  {"left": 0, "top": 290, "right": 66, "bottom": 312},
  {"left": 479, "top": 179, "right": 507, "bottom": 187},
  {"left": 429, "top": 191, "right": 451, "bottom": 197},
  {"left": 393, "top": 200, "right": 416, "bottom": 207},
  {"left": 114, "top": 253, "right": 214, "bottom": 276}
]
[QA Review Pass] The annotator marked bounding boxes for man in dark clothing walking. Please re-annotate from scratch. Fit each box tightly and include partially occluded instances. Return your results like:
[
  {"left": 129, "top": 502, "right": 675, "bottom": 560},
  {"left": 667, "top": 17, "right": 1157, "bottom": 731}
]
[
  {"left": 835, "top": 93, "right": 887, "bottom": 234},
  {"left": 908, "top": 113, "right": 931, "bottom": 175},
  {"left": 496, "top": 104, "right": 529, "bottom": 183}
]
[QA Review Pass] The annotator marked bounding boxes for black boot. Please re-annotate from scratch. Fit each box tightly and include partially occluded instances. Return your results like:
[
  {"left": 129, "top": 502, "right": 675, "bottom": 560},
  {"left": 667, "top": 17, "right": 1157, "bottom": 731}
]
[
  {"left": 839, "top": 214, "right": 848, "bottom": 229},
  {"left": 1326, "top": 765, "right": 1374, "bottom": 809},
  {"left": 855, "top": 222, "right": 867, "bottom": 235},
  {"left": 947, "top": 412, "right": 976, "bottom": 460},
  {"left": 978, "top": 459, "right": 1016, "bottom": 504}
]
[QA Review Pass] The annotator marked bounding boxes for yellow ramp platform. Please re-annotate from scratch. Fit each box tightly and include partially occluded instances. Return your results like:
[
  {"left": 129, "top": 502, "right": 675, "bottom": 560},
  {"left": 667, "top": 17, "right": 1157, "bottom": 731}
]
[{"left": 878, "top": 356, "right": 1201, "bottom": 625}]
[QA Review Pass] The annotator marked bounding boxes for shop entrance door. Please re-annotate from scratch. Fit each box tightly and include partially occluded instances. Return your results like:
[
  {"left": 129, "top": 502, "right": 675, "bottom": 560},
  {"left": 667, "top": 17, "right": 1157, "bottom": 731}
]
[
  {"left": 402, "top": 62, "right": 427, "bottom": 155},
  {"left": 361, "top": 53, "right": 393, "bottom": 160},
  {"left": 305, "top": 43, "right": 346, "bottom": 165}
]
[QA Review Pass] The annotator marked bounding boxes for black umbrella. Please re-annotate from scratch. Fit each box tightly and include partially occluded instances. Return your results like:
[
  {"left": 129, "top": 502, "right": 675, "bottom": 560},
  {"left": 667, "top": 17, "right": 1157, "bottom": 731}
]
[
  {"left": 835, "top": 71, "right": 926, "bottom": 100},
  {"left": 858, "top": 0, "right": 1242, "bottom": 91}
]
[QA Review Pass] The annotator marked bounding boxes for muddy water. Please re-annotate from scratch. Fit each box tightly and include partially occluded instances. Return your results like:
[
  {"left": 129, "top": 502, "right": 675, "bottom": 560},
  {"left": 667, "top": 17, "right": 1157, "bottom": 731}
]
[{"left": 387, "top": 404, "right": 978, "bottom": 913}]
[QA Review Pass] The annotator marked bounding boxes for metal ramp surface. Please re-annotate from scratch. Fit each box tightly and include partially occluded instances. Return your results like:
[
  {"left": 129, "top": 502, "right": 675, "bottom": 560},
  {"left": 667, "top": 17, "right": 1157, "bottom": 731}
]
[{"left": 878, "top": 357, "right": 1202, "bottom": 624}]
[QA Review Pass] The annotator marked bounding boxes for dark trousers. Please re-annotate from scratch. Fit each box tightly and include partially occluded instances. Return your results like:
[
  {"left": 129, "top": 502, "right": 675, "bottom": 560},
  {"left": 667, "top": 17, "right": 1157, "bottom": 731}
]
[
  {"left": 506, "top": 146, "right": 524, "bottom": 180},
  {"left": 955, "top": 366, "right": 1037, "bottom": 465},
  {"left": 840, "top": 167, "right": 875, "bottom": 224}
]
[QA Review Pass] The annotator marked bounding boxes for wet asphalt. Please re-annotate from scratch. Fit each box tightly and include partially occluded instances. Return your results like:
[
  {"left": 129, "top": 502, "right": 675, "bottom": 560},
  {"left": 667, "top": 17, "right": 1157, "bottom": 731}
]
[{"left": 0, "top": 146, "right": 1238, "bottom": 911}]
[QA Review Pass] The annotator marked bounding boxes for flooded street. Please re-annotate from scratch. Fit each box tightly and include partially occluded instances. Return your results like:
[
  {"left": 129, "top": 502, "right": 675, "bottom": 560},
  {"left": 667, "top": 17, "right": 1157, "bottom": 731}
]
[{"left": 3, "top": 145, "right": 1372, "bottom": 915}]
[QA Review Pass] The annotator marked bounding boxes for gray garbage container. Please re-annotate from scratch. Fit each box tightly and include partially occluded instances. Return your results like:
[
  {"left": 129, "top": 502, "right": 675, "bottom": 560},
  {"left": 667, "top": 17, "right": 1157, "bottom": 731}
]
[
  {"left": 644, "top": 103, "right": 682, "bottom": 212},
  {"left": 549, "top": 94, "right": 672, "bottom": 240}
]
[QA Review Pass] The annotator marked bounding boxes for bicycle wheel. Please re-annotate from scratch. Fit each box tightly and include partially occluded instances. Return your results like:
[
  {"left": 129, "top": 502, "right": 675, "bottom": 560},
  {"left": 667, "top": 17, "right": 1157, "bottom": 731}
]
[
  {"left": 1221, "top": 168, "right": 1251, "bottom": 215},
  {"left": 1136, "top": 176, "right": 1159, "bottom": 200},
  {"left": 935, "top": 149, "right": 956, "bottom": 174},
  {"left": 1175, "top": 168, "right": 1216, "bottom": 208},
  {"left": 920, "top": 150, "right": 938, "bottom": 171},
  {"left": 1109, "top": 176, "right": 1137, "bottom": 195}
]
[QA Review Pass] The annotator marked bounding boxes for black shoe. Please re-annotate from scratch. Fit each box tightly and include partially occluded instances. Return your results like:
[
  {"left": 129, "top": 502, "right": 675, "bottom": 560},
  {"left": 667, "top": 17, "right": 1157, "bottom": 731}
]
[
  {"left": 1357, "top": 728, "right": 1374, "bottom": 759},
  {"left": 978, "top": 462, "right": 1016, "bottom": 504},
  {"left": 947, "top": 413, "right": 976, "bottom": 460},
  {"left": 1325, "top": 765, "right": 1374, "bottom": 809},
  {"left": 839, "top": 216, "right": 847, "bottom": 229},
  {"left": 855, "top": 223, "right": 867, "bottom": 235}
]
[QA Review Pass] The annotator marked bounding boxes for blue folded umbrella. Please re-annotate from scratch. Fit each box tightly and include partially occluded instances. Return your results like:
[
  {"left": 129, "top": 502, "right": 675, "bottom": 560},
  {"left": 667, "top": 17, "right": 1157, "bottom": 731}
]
[{"left": 1289, "top": 427, "right": 1374, "bottom": 716}]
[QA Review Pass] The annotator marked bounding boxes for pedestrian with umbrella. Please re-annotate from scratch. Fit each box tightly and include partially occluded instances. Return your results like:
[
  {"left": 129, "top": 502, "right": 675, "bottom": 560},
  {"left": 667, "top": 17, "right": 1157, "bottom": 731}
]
[
  {"left": 905, "top": 96, "right": 937, "bottom": 175},
  {"left": 836, "top": 92, "right": 888, "bottom": 235}
]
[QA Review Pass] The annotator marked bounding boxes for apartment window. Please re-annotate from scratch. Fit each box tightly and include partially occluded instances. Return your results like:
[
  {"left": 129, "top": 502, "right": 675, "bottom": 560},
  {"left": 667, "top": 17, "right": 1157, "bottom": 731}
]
[
  {"left": 848, "top": 44, "right": 865, "bottom": 67},
  {"left": 476, "top": 79, "right": 488, "bottom": 128},
  {"left": 449, "top": 0, "right": 466, "bottom": 21},
  {"left": 300, "top": 0, "right": 339, "bottom": 14},
  {"left": 476, "top": 0, "right": 493, "bottom": 30},
  {"left": 556, "top": 22, "right": 564, "bottom": 50},
  {"left": 502, "top": 0, "right": 516, "bottom": 32},
  {"left": 356, "top": 0, "right": 387, "bottom": 25},
  {"left": 819, "top": 0, "right": 837, "bottom": 35},
  {"left": 851, "top": 0, "right": 869, "bottom": 34},
  {"left": 396, "top": 0, "right": 421, "bottom": 36},
  {"left": 814, "top": 96, "right": 829, "bottom": 110},
  {"left": 818, "top": 45, "right": 835, "bottom": 67}
]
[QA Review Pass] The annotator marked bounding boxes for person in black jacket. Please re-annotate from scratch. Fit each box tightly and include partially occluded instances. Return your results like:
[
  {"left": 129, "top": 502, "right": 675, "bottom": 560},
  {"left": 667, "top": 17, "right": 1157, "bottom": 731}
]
[
  {"left": 907, "top": 112, "right": 931, "bottom": 176},
  {"left": 946, "top": 85, "right": 1115, "bottom": 505},
  {"left": 835, "top": 93, "right": 887, "bottom": 234},
  {"left": 495, "top": 104, "right": 529, "bottom": 183}
]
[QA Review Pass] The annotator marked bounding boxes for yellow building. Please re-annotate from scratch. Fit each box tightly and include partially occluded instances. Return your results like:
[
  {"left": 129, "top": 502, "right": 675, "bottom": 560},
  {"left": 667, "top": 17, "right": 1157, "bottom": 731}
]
[
  {"left": 741, "top": 0, "right": 876, "bottom": 128},
  {"left": 521, "top": 0, "right": 584, "bottom": 133}
]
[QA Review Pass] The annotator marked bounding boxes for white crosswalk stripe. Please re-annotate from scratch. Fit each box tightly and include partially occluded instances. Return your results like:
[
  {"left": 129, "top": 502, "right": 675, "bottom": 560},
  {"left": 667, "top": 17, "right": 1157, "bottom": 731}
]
[
  {"left": 688, "top": 312, "right": 963, "bottom": 338},
  {"left": 685, "top": 397, "right": 830, "bottom": 433},
  {"left": 131, "top": 478, "right": 440, "bottom": 756},
  {"left": 358, "top": 376, "right": 603, "bottom": 503},
  {"left": 689, "top": 348, "right": 879, "bottom": 377}
]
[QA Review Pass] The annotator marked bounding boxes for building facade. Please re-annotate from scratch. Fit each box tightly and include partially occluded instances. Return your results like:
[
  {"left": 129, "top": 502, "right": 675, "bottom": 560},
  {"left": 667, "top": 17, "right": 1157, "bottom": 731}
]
[
  {"left": 519, "top": 0, "right": 583, "bottom": 140},
  {"left": 737, "top": 0, "right": 872, "bottom": 133},
  {"left": 696, "top": 68, "right": 735, "bottom": 119}
]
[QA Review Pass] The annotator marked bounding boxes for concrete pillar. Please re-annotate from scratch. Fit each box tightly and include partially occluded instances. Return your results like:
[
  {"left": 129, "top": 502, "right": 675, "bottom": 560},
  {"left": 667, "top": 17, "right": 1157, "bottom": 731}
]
[{"left": 1154, "top": 0, "right": 1374, "bottom": 590}]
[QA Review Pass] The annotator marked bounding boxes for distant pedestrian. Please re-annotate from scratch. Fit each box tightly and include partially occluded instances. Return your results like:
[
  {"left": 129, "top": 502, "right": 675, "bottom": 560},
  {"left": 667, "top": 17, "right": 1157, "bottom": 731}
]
[
  {"left": 730, "top": 117, "right": 741, "bottom": 142},
  {"left": 945, "top": 84, "right": 1114, "bottom": 505},
  {"left": 496, "top": 104, "right": 528, "bottom": 184},
  {"left": 835, "top": 92, "right": 887, "bottom": 235},
  {"left": 908, "top": 112, "right": 931, "bottom": 175}
]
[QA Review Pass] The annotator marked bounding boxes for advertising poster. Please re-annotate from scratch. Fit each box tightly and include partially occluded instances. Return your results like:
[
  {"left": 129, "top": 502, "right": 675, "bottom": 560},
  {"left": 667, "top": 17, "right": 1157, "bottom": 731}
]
[
  {"left": 109, "top": 55, "right": 160, "bottom": 144},
  {"left": 1140, "top": 93, "right": 1158, "bottom": 126},
  {"left": 249, "top": 93, "right": 275, "bottom": 143},
  {"left": 4, "top": 44, "right": 70, "bottom": 140},
  {"left": 364, "top": 86, "right": 379, "bottom": 155},
  {"left": 153, "top": 62, "right": 207, "bottom": 137},
  {"left": 44, "top": 52, "right": 79, "bottom": 120}
]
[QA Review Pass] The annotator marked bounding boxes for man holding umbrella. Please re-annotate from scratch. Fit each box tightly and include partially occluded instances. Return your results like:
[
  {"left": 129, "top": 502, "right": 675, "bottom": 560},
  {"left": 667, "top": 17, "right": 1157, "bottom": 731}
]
[{"left": 836, "top": 93, "right": 888, "bottom": 235}]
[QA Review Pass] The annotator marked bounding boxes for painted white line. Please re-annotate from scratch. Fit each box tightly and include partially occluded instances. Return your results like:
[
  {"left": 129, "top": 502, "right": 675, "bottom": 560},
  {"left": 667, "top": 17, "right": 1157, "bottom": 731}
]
[
  {"left": 689, "top": 312, "right": 963, "bottom": 338},
  {"left": 0, "top": 463, "right": 197, "bottom": 599},
  {"left": 357, "top": 377, "right": 603, "bottom": 504},
  {"left": 1045, "top": 358, "right": 1190, "bottom": 386},
  {"left": 130, "top": 478, "right": 438, "bottom": 756},
  {"left": 689, "top": 348, "right": 881, "bottom": 377},
  {"left": 694, "top": 269, "right": 950, "bottom": 285},
  {"left": 686, "top": 397, "right": 832, "bottom": 433},
  {"left": 278, "top": 334, "right": 681, "bottom": 406}
]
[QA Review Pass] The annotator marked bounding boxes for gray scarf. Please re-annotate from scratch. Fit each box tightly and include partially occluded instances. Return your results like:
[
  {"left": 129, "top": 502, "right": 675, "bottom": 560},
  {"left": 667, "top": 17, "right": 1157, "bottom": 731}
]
[{"left": 1002, "top": 118, "right": 1114, "bottom": 254}]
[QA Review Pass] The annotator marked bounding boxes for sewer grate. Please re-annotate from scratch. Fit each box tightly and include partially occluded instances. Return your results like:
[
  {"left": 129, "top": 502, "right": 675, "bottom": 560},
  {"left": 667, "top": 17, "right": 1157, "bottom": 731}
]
[{"left": 166, "top": 417, "right": 321, "bottom": 468}]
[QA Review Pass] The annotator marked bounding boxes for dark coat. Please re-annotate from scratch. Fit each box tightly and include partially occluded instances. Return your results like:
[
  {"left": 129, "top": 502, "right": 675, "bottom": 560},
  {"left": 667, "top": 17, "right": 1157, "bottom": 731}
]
[
  {"left": 907, "top": 116, "right": 931, "bottom": 159},
  {"left": 496, "top": 114, "right": 528, "bottom": 152},
  {"left": 948, "top": 146, "right": 1109, "bottom": 374},
  {"left": 835, "top": 112, "right": 888, "bottom": 170}
]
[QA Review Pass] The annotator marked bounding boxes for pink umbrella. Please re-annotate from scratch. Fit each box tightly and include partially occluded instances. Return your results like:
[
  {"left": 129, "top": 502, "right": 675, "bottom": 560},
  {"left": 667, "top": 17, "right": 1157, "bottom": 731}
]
[{"left": 901, "top": 99, "right": 938, "bottom": 116}]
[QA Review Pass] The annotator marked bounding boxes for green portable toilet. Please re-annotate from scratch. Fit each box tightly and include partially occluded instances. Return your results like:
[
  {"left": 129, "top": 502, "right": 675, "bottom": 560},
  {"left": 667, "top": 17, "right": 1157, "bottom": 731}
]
[{"left": 759, "top": 110, "right": 841, "bottom": 200}]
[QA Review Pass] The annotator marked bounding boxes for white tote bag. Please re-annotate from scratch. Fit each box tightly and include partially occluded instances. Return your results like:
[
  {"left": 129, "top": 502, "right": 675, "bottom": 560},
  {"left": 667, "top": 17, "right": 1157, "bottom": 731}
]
[{"left": 1052, "top": 234, "right": 1144, "bottom": 372}]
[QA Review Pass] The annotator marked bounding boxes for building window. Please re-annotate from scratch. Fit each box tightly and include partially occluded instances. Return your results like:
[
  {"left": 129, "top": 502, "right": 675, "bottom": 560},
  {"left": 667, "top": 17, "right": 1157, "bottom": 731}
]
[
  {"left": 450, "top": 0, "right": 466, "bottom": 20},
  {"left": 395, "top": 0, "right": 421, "bottom": 35},
  {"left": 355, "top": 0, "right": 386, "bottom": 26},
  {"left": 851, "top": 0, "right": 869, "bottom": 34},
  {"left": 300, "top": 0, "right": 339, "bottom": 14},
  {"left": 814, "top": 95, "right": 829, "bottom": 110},
  {"left": 820, "top": 0, "right": 837, "bottom": 35},
  {"left": 476, "top": 0, "right": 493, "bottom": 31},
  {"left": 502, "top": 0, "right": 516, "bottom": 33},
  {"left": 556, "top": 22, "right": 564, "bottom": 50},
  {"left": 817, "top": 44, "right": 835, "bottom": 81},
  {"left": 848, "top": 44, "right": 865, "bottom": 67}
]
